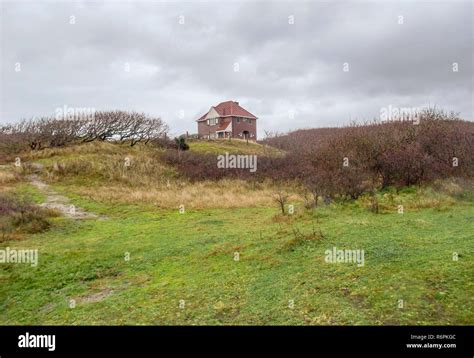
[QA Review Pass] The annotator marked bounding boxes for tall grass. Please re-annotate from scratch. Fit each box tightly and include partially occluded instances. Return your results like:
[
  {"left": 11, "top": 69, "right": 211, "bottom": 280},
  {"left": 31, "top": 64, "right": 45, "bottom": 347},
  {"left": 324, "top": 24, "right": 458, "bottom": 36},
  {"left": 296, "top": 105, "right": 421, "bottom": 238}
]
[
  {"left": 0, "top": 194, "right": 56, "bottom": 241},
  {"left": 20, "top": 142, "right": 302, "bottom": 209},
  {"left": 71, "top": 179, "right": 303, "bottom": 209}
]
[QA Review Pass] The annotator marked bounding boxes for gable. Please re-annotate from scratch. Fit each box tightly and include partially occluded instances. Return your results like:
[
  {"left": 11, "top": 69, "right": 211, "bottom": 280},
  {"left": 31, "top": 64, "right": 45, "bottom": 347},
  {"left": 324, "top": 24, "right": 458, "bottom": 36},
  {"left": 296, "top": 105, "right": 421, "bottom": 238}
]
[{"left": 204, "top": 107, "right": 220, "bottom": 120}]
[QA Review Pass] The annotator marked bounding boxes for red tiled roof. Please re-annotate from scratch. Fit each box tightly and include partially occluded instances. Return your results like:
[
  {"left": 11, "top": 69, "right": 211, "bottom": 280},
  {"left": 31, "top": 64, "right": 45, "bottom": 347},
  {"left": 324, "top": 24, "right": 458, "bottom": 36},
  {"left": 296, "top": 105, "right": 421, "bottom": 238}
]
[
  {"left": 197, "top": 101, "right": 257, "bottom": 121},
  {"left": 216, "top": 121, "right": 231, "bottom": 131}
]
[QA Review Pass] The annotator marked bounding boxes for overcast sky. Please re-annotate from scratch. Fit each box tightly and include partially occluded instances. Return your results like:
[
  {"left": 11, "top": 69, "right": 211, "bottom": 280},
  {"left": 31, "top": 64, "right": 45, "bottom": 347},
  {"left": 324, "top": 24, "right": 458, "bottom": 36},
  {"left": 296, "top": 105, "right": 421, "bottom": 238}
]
[{"left": 1, "top": 0, "right": 472, "bottom": 137}]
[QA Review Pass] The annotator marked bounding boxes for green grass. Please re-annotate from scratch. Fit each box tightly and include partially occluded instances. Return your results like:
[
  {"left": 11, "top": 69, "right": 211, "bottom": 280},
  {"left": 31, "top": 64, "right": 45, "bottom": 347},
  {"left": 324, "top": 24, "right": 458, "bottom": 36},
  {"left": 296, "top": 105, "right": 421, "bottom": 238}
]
[
  {"left": 1, "top": 142, "right": 472, "bottom": 325},
  {"left": 12, "top": 183, "right": 46, "bottom": 204},
  {"left": 188, "top": 139, "right": 282, "bottom": 156},
  {"left": 0, "top": 183, "right": 472, "bottom": 325}
]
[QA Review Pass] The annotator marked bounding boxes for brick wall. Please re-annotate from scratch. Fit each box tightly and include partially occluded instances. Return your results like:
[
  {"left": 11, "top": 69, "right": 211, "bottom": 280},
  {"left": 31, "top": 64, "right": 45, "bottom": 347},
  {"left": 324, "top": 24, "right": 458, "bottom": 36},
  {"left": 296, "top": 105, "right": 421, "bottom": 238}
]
[
  {"left": 197, "top": 117, "right": 257, "bottom": 140},
  {"left": 232, "top": 117, "right": 257, "bottom": 140}
]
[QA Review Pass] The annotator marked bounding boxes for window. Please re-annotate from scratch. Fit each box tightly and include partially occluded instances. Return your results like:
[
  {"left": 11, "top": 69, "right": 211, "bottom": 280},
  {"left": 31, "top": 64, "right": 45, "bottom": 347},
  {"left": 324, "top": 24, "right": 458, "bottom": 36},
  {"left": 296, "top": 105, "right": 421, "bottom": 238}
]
[{"left": 236, "top": 117, "right": 240, "bottom": 123}]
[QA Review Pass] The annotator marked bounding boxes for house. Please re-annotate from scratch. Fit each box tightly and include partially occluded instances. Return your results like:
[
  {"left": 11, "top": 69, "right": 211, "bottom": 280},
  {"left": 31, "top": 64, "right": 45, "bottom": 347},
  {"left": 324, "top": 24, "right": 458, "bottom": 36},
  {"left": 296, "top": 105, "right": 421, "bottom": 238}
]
[{"left": 196, "top": 101, "right": 258, "bottom": 140}]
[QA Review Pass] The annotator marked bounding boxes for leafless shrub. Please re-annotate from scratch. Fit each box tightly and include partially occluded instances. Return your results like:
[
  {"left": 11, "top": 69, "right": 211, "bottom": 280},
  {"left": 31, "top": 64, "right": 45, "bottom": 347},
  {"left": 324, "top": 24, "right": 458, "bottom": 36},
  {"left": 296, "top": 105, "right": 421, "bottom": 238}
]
[
  {"left": 0, "top": 111, "right": 169, "bottom": 155},
  {"left": 274, "top": 190, "right": 289, "bottom": 215},
  {"left": 261, "top": 107, "right": 474, "bottom": 197},
  {"left": 280, "top": 223, "right": 325, "bottom": 251}
]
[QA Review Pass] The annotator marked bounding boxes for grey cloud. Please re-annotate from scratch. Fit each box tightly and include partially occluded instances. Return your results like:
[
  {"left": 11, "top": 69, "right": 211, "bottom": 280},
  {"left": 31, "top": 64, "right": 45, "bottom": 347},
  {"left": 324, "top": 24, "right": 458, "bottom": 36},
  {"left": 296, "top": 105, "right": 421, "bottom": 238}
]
[{"left": 1, "top": 0, "right": 472, "bottom": 137}]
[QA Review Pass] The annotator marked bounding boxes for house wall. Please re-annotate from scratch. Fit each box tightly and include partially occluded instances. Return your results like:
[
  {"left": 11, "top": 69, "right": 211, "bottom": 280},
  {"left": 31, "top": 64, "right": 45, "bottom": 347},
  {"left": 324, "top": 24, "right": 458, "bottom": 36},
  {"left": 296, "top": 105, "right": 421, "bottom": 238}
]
[
  {"left": 231, "top": 117, "right": 257, "bottom": 140},
  {"left": 198, "top": 118, "right": 232, "bottom": 139},
  {"left": 197, "top": 120, "right": 210, "bottom": 138},
  {"left": 197, "top": 116, "right": 257, "bottom": 140}
]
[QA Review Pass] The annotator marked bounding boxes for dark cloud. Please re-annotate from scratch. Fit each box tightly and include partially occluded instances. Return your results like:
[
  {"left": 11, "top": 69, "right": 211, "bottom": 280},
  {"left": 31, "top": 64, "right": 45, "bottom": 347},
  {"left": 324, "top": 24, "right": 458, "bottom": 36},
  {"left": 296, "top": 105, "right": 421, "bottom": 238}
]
[{"left": 1, "top": 0, "right": 472, "bottom": 137}]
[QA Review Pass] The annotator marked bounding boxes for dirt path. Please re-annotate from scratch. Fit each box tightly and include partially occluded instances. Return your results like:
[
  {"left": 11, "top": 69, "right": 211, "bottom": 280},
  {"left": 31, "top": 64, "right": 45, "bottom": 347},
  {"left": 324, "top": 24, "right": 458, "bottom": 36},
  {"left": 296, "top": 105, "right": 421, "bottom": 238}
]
[{"left": 27, "top": 173, "right": 98, "bottom": 219}]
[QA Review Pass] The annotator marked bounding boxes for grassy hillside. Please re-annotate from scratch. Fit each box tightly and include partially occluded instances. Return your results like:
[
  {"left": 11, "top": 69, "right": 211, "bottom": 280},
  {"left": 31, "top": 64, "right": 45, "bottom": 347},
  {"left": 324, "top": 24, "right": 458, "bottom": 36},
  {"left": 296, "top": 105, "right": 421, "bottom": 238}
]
[
  {"left": 0, "top": 141, "right": 473, "bottom": 325},
  {"left": 188, "top": 138, "right": 282, "bottom": 156},
  {"left": 8, "top": 141, "right": 296, "bottom": 210}
]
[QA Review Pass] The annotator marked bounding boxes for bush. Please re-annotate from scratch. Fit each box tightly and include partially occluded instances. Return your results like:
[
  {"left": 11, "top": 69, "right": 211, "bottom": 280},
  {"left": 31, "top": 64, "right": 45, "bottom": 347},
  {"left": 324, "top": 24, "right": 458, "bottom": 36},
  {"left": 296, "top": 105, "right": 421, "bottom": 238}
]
[
  {"left": 0, "top": 194, "right": 53, "bottom": 241},
  {"left": 0, "top": 111, "right": 169, "bottom": 154},
  {"left": 261, "top": 108, "right": 474, "bottom": 199},
  {"left": 174, "top": 136, "right": 190, "bottom": 151},
  {"left": 161, "top": 149, "right": 294, "bottom": 182}
]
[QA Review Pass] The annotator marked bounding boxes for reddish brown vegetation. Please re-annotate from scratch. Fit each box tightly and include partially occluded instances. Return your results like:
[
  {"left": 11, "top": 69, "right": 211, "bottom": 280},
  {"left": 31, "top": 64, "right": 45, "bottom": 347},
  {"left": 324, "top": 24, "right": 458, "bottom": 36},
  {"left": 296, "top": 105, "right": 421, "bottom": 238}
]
[
  {"left": 165, "top": 109, "right": 474, "bottom": 201},
  {"left": 0, "top": 194, "right": 52, "bottom": 241}
]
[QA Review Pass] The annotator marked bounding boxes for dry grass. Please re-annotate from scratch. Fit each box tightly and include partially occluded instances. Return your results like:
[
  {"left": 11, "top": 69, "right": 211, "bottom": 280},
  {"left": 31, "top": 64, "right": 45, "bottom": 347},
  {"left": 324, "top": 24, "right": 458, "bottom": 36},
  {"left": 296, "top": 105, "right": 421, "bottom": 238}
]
[
  {"left": 23, "top": 142, "right": 173, "bottom": 188},
  {"left": 0, "top": 166, "right": 21, "bottom": 197},
  {"left": 44, "top": 154, "right": 174, "bottom": 187},
  {"left": 432, "top": 177, "right": 474, "bottom": 198},
  {"left": 13, "top": 141, "right": 472, "bottom": 211},
  {"left": 18, "top": 141, "right": 302, "bottom": 209},
  {"left": 357, "top": 184, "right": 467, "bottom": 214},
  {"left": 0, "top": 193, "right": 56, "bottom": 242},
  {"left": 72, "top": 179, "right": 304, "bottom": 209},
  {"left": 24, "top": 141, "right": 138, "bottom": 160},
  {"left": 0, "top": 169, "right": 19, "bottom": 185}
]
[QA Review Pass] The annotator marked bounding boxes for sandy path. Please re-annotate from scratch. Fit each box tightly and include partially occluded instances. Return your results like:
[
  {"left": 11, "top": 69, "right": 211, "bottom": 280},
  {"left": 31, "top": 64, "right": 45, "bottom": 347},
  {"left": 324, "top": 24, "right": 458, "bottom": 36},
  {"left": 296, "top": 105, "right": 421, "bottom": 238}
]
[{"left": 27, "top": 173, "right": 98, "bottom": 220}]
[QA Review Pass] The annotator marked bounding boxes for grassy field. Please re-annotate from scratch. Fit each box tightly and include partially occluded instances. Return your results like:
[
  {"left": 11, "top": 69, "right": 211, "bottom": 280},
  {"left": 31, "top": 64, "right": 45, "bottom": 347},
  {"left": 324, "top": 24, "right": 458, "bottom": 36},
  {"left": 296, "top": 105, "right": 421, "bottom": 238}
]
[
  {"left": 186, "top": 138, "right": 283, "bottom": 156},
  {"left": 0, "top": 141, "right": 473, "bottom": 325}
]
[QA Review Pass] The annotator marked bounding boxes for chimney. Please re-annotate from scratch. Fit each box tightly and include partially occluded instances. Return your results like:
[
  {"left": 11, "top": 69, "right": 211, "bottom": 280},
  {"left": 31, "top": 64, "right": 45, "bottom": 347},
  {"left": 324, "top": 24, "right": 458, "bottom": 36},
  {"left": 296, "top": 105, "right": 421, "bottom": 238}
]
[{"left": 235, "top": 101, "right": 239, "bottom": 105}]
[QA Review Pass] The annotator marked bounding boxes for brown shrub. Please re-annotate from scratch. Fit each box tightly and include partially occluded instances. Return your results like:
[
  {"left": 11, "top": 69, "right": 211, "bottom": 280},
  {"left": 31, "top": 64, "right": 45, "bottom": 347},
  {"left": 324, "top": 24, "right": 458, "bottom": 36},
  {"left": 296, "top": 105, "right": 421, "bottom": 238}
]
[
  {"left": 261, "top": 108, "right": 474, "bottom": 198},
  {"left": 0, "top": 194, "right": 53, "bottom": 241}
]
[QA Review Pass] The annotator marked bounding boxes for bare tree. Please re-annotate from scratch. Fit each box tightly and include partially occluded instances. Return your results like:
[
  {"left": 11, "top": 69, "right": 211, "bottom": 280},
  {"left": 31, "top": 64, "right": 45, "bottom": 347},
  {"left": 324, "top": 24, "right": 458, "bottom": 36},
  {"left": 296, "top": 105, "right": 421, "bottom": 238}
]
[{"left": 274, "top": 190, "right": 289, "bottom": 215}]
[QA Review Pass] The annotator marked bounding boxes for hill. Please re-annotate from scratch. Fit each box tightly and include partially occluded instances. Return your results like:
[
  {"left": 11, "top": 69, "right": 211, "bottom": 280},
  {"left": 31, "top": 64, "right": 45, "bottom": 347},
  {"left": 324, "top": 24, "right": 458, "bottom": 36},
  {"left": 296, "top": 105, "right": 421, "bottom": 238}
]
[
  {"left": 3, "top": 140, "right": 291, "bottom": 210},
  {"left": 0, "top": 118, "right": 473, "bottom": 325},
  {"left": 187, "top": 138, "right": 283, "bottom": 156}
]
